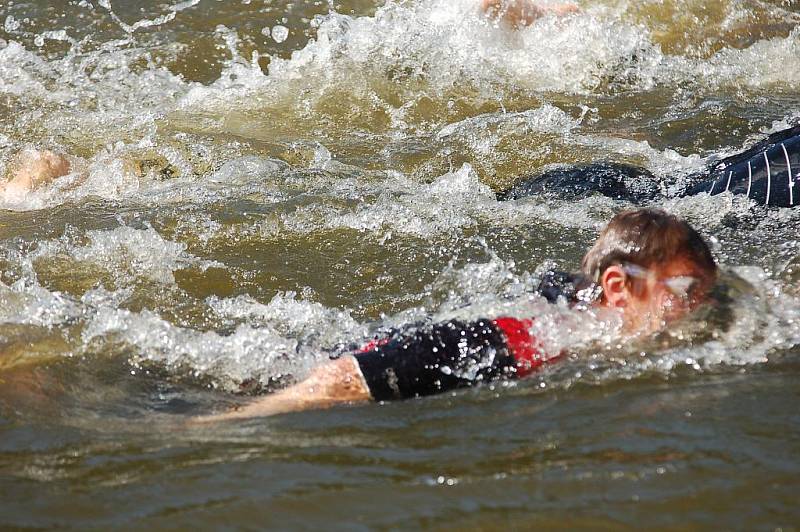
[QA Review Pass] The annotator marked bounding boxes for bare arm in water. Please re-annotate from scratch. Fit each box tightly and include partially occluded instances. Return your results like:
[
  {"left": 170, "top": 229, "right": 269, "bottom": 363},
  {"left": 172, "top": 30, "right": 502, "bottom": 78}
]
[
  {"left": 197, "top": 356, "right": 372, "bottom": 422},
  {"left": 1, "top": 149, "right": 72, "bottom": 199},
  {"left": 482, "top": 0, "right": 579, "bottom": 27}
]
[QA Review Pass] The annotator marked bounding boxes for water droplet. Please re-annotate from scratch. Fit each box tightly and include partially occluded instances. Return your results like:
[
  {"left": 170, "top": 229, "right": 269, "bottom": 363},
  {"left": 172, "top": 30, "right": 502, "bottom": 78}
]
[
  {"left": 4, "top": 15, "right": 20, "bottom": 32},
  {"left": 271, "top": 25, "right": 289, "bottom": 43}
]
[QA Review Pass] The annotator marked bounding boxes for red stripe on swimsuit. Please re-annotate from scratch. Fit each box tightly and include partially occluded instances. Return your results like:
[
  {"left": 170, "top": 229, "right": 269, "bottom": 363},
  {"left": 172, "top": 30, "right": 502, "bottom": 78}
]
[{"left": 492, "top": 316, "right": 556, "bottom": 377}]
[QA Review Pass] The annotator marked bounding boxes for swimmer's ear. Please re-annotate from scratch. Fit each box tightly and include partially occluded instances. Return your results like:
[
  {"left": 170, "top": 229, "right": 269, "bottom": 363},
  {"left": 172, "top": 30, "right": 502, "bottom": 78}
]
[{"left": 600, "top": 265, "right": 629, "bottom": 307}]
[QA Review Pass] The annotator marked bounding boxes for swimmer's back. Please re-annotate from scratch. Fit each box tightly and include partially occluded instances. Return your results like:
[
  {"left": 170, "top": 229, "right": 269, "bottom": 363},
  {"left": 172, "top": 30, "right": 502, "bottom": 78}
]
[
  {"left": 686, "top": 124, "right": 800, "bottom": 207},
  {"left": 499, "top": 125, "right": 800, "bottom": 208}
]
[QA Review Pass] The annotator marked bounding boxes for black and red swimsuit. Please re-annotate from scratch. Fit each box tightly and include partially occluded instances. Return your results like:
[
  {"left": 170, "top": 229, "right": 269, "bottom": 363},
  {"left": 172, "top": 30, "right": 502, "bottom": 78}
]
[{"left": 353, "top": 317, "right": 557, "bottom": 401}]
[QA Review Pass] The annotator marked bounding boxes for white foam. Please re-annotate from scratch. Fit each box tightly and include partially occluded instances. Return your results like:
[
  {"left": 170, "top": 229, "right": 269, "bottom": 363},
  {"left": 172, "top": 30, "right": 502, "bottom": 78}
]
[
  {"left": 32, "top": 226, "right": 221, "bottom": 286},
  {"left": 0, "top": 39, "right": 188, "bottom": 114},
  {"left": 207, "top": 291, "right": 366, "bottom": 348},
  {"left": 81, "top": 306, "right": 304, "bottom": 388},
  {"left": 436, "top": 105, "right": 580, "bottom": 146},
  {"left": 77, "top": 290, "right": 367, "bottom": 389},
  {"left": 322, "top": 163, "right": 494, "bottom": 237},
  {"left": 679, "top": 27, "right": 800, "bottom": 89},
  {"left": 172, "top": 0, "right": 800, "bottom": 121},
  {"left": 0, "top": 280, "right": 83, "bottom": 328}
]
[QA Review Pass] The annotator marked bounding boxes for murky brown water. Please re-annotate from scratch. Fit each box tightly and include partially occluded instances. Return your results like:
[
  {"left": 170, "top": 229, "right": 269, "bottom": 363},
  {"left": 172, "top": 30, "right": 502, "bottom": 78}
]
[{"left": 1, "top": 0, "right": 799, "bottom": 528}]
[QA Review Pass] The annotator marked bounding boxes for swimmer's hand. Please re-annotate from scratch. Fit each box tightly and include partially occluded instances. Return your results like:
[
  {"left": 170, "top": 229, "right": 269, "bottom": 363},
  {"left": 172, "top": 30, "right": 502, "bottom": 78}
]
[
  {"left": 191, "top": 356, "right": 372, "bottom": 423},
  {"left": 482, "top": 0, "right": 579, "bottom": 27},
  {"left": 2, "top": 149, "right": 71, "bottom": 200}
]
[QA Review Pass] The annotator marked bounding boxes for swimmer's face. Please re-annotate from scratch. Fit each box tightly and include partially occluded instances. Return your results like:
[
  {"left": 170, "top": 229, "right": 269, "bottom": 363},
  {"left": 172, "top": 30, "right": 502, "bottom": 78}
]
[{"left": 600, "top": 257, "right": 716, "bottom": 335}]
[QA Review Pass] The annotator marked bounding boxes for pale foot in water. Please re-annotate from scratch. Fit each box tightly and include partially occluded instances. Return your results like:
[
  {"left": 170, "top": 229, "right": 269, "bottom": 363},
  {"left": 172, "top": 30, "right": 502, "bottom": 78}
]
[
  {"left": 1, "top": 149, "right": 72, "bottom": 201},
  {"left": 482, "top": 0, "right": 579, "bottom": 27}
]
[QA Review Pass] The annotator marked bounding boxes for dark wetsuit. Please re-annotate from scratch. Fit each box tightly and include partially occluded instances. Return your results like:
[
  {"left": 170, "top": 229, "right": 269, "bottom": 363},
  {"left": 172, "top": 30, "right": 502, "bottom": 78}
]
[
  {"left": 353, "top": 317, "right": 557, "bottom": 401},
  {"left": 499, "top": 125, "right": 800, "bottom": 208},
  {"left": 350, "top": 272, "right": 582, "bottom": 401},
  {"left": 686, "top": 125, "right": 800, "bottom": 206}
]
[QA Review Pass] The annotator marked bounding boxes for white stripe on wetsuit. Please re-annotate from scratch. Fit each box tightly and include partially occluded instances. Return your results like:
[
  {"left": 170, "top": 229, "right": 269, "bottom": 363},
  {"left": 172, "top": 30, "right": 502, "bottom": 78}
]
[
  {"left": 747, "top": 161, "right": 752, "bottom": 197},
  {"left": 764, "top": 151, "right": 771, "bottom": 205},
  {"left": 782, "top": 143, "right": 794, "bottom": 206},
  {"left": 724, "top": 170, "right": 733, "bottom": 192}
]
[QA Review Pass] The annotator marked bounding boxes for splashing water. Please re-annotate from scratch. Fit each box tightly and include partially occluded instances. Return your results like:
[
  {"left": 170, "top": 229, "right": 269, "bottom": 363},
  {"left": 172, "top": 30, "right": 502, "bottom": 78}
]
[{"left": 0, "top": 0, "right": 799, "bottom": 526}]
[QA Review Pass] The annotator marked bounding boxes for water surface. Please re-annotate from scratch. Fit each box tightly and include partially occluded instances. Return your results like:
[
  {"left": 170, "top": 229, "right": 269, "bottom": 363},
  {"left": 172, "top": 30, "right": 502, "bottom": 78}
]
[{"left": 1, "top": 0, "right": 799, "bottom": 528}]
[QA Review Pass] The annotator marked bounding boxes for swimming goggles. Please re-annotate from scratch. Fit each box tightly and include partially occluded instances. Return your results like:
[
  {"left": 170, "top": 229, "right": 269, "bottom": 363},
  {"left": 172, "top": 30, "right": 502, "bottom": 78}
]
[{"left": 621, "top": 263, "right": 704, "bottom": 301}]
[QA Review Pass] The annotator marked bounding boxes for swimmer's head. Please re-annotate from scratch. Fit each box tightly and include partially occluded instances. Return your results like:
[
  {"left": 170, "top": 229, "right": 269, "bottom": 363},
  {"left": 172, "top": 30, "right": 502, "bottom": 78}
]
[{"left": 581, "top": 208, "right": 718, "bottom": 334}]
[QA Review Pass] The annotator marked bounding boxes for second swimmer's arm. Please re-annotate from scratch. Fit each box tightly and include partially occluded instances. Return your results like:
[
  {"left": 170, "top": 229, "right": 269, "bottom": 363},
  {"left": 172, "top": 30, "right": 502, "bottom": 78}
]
[
  {"left": 482, "top": 0, "right": 579, "bottom": 27},
  {"left": 1, "top": 149, "right": 73, "bottom": 201}
]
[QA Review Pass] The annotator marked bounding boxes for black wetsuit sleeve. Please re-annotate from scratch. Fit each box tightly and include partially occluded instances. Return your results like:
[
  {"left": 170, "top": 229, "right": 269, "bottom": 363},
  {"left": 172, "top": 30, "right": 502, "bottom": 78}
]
[
  {"left": 536, "top": 270, "right": 591, "bottom": 304},
  {"left": 686, "top": 126, "right": 800, "bottom": 207},
  {"left": 353, "top": 319, "right": 517, "bottom": 401}
]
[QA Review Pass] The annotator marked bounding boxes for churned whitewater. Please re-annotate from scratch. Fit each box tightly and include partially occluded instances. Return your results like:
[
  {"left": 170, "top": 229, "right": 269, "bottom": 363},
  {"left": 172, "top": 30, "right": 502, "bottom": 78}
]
[{"left": 1, "top": 0, "right": 799, "bottom": 528}]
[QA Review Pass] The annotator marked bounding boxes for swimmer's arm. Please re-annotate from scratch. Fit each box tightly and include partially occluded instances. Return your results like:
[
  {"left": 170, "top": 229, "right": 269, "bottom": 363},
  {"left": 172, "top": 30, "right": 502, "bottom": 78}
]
[
  {"left": 2, "top": 149, "right": 72, "bottom": 198},
  {"left": 195, "top": 356, "right": 372, "bottom": 422},
  {"left": 481, "top": 0, "right": 579, "bottom": 27}
]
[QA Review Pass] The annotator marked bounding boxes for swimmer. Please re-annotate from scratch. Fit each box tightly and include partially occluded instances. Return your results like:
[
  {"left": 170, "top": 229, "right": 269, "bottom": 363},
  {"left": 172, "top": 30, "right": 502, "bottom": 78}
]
[
  {"left": 6, "top": 125, "right": 799, "bottom": 208},
  {"left": 500, "top": 124, "right": 800, "bottom": 208},
  {"left": 198, "top": 208, "right": 717, "bottom": 421},
  {"left": 481, "top": 0, "right": 580, "bottom": 27}
]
